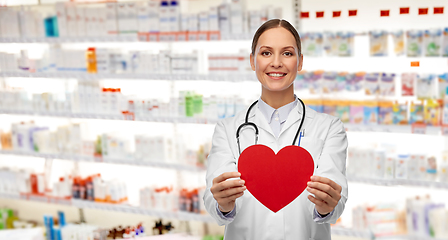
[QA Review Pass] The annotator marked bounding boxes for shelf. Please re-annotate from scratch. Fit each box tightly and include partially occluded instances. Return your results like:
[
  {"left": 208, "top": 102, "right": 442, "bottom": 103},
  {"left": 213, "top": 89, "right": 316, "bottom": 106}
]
[
  {"left": 0, "top": 34, "right": 252, "bottom": 44},
  {"left": 347, "top": 176, "right": 448, "bottom": 189},
  {"left": 344, "top": 124, "right": 444, "bottom": 135},
  {"left": 0, "top": 72, "right": 257, "bottom": 82},
  {"left": 71, "top": 199, "right": 214, "bottom": 223},
  {"left": 0, "top": 192, "right": 214, "bottom": 223},
  {"left": 0, "top": 150, "right": 206, "bottom": 172},
  {"left": 331, "top": 227, "right": 373, "bottom": 239},
  {"left": 0, "top": 110, "right": 218, "bottom": 125},
  {"left": 0, "top": 36, "right": 139, "bottom": 43}
]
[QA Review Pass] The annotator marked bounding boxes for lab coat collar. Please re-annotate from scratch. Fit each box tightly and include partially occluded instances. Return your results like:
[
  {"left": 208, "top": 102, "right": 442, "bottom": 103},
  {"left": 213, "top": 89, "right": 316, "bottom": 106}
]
[
  {"left": 244, "top": 101, "right": 275, "bottom": 137},
  {"left": 278, "top": 100, "right": 315, "bottom": 137},
  {"left": 253, "top": 107, "right": 275, "bottom": 137},
  {"left": 244, "top": 99, "right": 315, "bottom": 138}
]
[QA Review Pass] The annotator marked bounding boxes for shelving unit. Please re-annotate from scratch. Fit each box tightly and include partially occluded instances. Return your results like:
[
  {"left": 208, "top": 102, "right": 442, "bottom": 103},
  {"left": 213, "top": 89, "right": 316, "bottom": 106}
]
[{"left": 1, "top": 0, "right": 448, "bottom": 239}]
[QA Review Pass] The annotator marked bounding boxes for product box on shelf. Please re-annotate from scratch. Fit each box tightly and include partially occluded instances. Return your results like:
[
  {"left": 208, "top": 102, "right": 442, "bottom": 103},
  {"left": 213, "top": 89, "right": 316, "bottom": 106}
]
[
  {"left": 352, "top": 203, "right": 405, "bottom": 237},
  {"left": 406, "top": 196, "right": 447, "bottom": 238},
  {"left": 410, "top": 101, "right": 424, "bottom": 124},
  {"left": 378, "top": 101, "right": 393, "bottom": 125},
  {"left": 209, "top": 6, "right": 219, "bottom": 32},
  {"left": 55, "top": 2, "right": 68, "bottom": 37},
  {"left": 148, "top": 0, "right": 159, "bottom": 33},
  {"left": 106, "top": 2, "right": 118, "bottom": 34},
  {"left": 423, "top": 29, "right": 442, "bottom": 57},
  {"left": 407, "top": 30, "right": 423, "bottom": 57},
  {"left": 391, "top": 30, "right": 405, "bottom": 56},
  {"left": 229, "top": 0, "right": 244, "bottom": 35},
  {"left": 369, "top": 30, "right": 388, "bottom": 56},
  {"left": 75, "top": 6, "right": 86, "bottom": 37},
  {"left": 65, "top": 3, "right": 77, "bottom": 37},
  {"left": 137, "top": 1, "right": 150, "bottom": 34},
  {"left": 348, "top": 145, "right": 448, "bottom": 183},
  {"left": 139, "top": 186, "right": 204, "bottom": 215},
  {"left": 169, "top": 1, "right": 180, "bottom": 33},
  {"left": 0, "top": 7, "right": 20, "bottom": 38}
]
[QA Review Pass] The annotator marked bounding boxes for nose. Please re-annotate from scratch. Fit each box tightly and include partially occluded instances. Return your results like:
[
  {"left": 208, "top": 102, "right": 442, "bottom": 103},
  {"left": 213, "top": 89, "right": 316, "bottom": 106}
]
[{"left": 270, "top": 55, "right": 282, "bottom": 68}]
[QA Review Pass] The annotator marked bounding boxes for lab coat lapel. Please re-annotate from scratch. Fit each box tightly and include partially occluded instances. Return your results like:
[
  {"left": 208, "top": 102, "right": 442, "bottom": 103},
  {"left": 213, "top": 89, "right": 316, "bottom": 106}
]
[
  {"left": 279, "top": 103, "right": 315, "bottom": 137},
  {"left": 250, "top": 106, "right": 275, "bottom": 138}
]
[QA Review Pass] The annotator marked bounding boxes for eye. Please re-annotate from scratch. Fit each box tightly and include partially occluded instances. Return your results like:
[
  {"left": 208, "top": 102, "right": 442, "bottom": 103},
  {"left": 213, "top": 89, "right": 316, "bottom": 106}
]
[
  {"left": 261, "top": 51, "right": 271, "bottom": 56},
  {"left": 284, "top": 51, "right": 293, "bottom": 56}
]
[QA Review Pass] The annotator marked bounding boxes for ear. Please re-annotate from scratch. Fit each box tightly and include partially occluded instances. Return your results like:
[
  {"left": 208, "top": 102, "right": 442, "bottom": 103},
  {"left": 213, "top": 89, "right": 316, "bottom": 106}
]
[
  {"left": 250, "top": 53, "right": 255, "bottom": 71},
  {"left": 297, "top": 54, "right": 303, "bottom": 72}
]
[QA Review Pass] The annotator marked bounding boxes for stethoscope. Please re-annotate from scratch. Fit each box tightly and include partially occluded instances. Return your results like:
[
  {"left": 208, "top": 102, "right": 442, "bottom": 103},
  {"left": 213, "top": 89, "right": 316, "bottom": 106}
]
[{"left": 236, "top": 98, "right": 307, "bottom": 154}]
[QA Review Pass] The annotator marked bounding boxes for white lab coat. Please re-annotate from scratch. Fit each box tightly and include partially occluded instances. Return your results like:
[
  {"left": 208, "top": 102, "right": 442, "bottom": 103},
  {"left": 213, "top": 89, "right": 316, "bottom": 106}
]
[{"left": 203, "top": 102, "right": 348, "bottom": 240}]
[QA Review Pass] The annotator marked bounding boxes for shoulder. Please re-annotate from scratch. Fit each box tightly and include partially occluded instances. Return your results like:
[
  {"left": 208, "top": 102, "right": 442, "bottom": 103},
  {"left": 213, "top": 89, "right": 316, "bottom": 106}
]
[{"left": 215, "top": 108, "right": 246, "bottom": 131}]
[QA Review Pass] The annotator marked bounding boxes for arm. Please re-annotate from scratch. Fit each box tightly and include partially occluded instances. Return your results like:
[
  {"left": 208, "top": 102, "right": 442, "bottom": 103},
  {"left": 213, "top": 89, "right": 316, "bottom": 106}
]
[
  {"left": 306, "top": 118, "right": 348, "bottom": 224},
  {"left": 203, "top": 120, "right": 245, "bottom": 225}
]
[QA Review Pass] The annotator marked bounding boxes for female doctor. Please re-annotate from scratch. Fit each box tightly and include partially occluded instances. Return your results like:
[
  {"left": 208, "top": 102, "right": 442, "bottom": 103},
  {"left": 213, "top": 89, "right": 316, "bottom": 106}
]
[{"left": 203, "top": 19, "right": 348, "bottom": 240}]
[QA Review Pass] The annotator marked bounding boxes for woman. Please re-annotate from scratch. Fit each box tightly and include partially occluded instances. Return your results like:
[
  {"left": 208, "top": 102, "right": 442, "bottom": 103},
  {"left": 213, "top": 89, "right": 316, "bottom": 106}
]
[{"left": 203, "top": 19, "right": 348, "bottom": 239}]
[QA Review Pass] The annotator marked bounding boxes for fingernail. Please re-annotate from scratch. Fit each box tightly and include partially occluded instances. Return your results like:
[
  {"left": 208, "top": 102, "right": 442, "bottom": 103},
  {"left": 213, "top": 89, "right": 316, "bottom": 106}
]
[
  {"left": 306, "top": 187, "right": 311, "bottom": 191},
  {"left": 240, "top": 180, "right": 245, "bottom": 185},
  {"left": 311, "top": 176, "right": 316, "bottom": 180},
  {"left": 307, "top": 181, "right": 311, "bottom": 185},
  {"left": 237, "top": 172, "right": 241, "bottom": 176}
]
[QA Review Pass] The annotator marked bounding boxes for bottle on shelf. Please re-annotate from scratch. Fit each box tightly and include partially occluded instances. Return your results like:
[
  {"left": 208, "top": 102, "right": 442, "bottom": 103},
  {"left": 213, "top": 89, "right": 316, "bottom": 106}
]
[{"left": 86, "top": 47, "right": 97, "bottom": 74}]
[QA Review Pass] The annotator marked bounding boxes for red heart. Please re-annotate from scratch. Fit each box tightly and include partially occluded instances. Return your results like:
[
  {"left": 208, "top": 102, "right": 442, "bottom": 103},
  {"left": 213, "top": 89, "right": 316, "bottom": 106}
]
[{"left": 238, "top": 145, "right": 314, "bottom": 213}]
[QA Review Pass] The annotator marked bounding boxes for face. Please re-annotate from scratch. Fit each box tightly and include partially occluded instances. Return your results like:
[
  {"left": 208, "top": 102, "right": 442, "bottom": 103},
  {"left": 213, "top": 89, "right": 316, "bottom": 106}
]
[{"left": 250, "top": 27, "right": 303, "bottom": 93}]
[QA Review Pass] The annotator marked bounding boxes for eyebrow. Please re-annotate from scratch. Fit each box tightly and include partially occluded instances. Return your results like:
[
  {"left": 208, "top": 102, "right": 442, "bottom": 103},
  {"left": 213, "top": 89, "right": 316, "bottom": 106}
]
[{"left": 259, "top": 46, "right": 295, "bottom": 50}]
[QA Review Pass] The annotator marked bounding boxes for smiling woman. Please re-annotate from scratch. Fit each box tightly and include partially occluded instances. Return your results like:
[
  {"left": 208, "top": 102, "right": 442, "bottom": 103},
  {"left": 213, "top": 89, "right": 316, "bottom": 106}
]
[
  {"left": 250, "top": 20, "right": 303, "bottom": 109},
  {"left": 203, "top": 19, "right": 348, "bottom": 240}
]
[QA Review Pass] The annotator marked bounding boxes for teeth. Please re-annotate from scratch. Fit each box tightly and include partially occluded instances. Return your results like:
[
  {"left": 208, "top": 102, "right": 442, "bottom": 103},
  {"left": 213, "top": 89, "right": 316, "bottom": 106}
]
[{"left": 268, "top": 73, "right": 285, "bottom": 77}]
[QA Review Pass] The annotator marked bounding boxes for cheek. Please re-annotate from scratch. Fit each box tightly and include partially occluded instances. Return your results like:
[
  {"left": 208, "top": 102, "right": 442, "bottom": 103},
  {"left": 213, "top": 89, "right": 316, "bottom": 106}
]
[
  {"left": 255, "top": 58, "right": 268, "bottom": 71},
  {"left": 286, "top": 59, "right": 298, "bottom": 70}
]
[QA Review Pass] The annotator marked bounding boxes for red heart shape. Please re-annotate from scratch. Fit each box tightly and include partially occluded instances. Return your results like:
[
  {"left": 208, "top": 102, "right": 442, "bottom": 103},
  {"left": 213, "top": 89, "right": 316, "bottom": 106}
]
[{"left": 238, "top": 145, "right": 314, "bottom": 213}]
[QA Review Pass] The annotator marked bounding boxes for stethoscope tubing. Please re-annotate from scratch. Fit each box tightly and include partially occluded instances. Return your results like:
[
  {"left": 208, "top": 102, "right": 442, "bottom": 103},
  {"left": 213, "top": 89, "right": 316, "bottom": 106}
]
[{"left": 236, "top": 98, "right": 306, "bottom": 155}]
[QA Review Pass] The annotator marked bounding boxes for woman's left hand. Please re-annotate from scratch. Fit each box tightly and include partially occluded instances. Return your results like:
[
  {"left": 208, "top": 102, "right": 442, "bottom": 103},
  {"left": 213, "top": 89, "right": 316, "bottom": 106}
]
[{"left": 306, "top": 175, "right": 342, "bottom": 216}]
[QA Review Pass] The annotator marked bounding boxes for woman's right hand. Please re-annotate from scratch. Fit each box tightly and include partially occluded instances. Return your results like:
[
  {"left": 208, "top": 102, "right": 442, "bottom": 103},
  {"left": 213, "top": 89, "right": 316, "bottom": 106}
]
[{"left": 210, "top": 172, "right": 246, "bottom": 213}]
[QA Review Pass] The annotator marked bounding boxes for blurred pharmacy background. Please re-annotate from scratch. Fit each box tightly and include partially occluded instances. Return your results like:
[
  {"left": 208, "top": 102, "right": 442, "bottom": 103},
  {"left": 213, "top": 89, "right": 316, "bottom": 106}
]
[{"left": 0, "top": 0, "right": 448, "bottom": 239}]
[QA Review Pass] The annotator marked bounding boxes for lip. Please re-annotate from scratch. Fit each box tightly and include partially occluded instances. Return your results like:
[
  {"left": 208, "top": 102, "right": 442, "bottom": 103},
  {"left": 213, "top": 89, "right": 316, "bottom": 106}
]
[{"left": 266, "top": 72, "right": 287, "bottom": 80}]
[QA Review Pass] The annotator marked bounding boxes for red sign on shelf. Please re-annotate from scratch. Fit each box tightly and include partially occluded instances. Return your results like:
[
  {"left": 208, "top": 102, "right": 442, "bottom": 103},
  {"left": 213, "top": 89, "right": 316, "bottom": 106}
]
[
  {"left": 419, "top": 8, "right": 428, "bottom": 15},
  {"left": 434, "top": 7, "right": 444, "bottom": 14},
  {"left": 333, "top": 11, "right": 341, "bottom": 17},
  {"left": 316, "top": 11, "right": 324, "bottom": 18},
  {"left": 348, "top": 10, "right": 357, "bottom": 16},
  {"left": 380, "top": 10, "right": 390, "bottom": 17},
  {"left": 301, "top": 12, "right": 310, "bottom": 18},
  {"left": 412, "top": 123, "right": 427, "bottom": 134},
  {"left": 400, "top": 7, "right": 410, "bottom": 14}
]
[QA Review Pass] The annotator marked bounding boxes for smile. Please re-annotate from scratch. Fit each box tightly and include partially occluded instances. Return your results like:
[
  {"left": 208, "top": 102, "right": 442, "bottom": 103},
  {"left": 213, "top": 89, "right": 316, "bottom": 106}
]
[{"left": 266, "top": 73, "right": 287, "bottom": 78}]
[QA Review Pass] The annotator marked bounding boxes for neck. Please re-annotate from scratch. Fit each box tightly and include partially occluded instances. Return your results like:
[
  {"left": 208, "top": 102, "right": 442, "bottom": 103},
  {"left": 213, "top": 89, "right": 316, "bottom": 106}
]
[{"left": 260, "top": 86, "right": 295, "bottom": 109}]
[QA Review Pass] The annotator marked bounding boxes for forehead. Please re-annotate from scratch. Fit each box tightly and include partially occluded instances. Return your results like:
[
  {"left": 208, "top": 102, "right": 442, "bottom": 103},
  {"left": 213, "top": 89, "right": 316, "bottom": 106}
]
[{"left": 257, "top": 27, "right": 297, "bottom": 49}]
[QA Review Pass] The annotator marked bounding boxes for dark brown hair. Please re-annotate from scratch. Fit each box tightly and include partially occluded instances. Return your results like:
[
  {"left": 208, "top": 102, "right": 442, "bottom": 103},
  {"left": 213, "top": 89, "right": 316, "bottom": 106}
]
[{"left": 251, "top": 19, "right": 302, "bottom": 56}]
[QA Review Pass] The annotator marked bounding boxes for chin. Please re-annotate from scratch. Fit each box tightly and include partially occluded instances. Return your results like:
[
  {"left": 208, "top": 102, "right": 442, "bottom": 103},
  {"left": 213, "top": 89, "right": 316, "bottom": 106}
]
[{"left": 264, "top": 84, "right": 291, "bottom": 92}]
